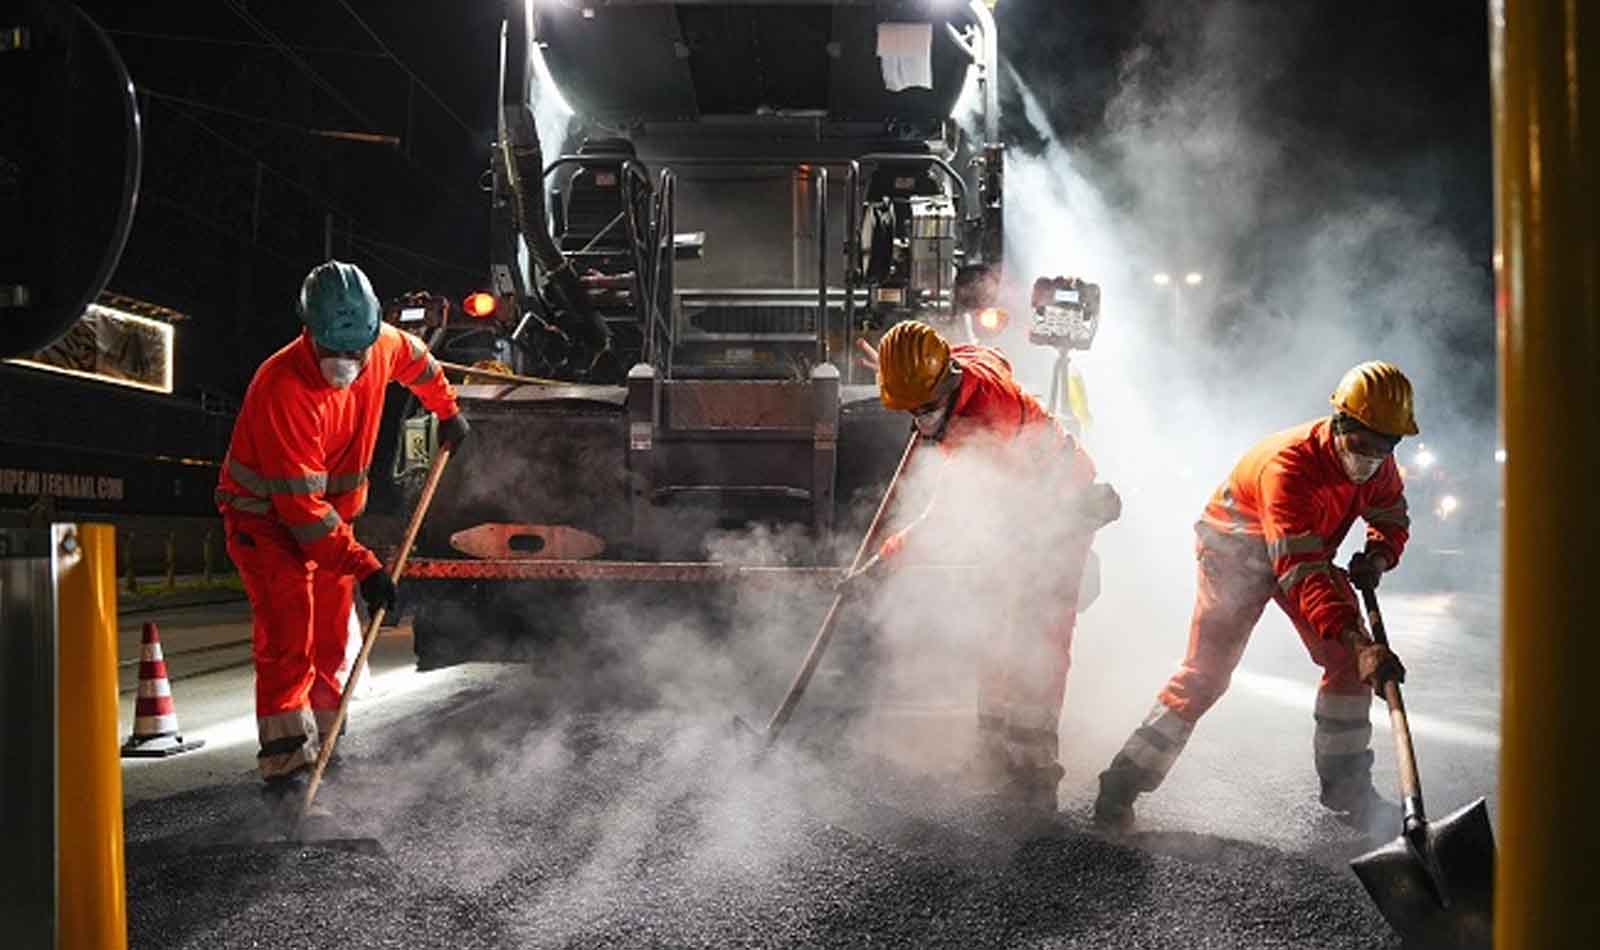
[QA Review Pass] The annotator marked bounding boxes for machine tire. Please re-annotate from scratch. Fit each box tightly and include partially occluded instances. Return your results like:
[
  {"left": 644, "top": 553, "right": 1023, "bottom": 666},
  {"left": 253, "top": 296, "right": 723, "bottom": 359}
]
[{"left": 412, "top": 604, "right": 464, "bottom": 671}]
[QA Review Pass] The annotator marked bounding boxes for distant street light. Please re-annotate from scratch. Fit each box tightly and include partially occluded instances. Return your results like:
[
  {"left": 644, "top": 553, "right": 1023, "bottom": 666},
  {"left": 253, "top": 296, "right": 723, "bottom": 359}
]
[{"left": 1153, "top": 267, "right": 1205, "bottom": 338}]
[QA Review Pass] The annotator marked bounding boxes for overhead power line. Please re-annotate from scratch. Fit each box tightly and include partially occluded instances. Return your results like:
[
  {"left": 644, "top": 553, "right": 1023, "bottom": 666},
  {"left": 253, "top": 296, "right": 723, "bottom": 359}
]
[
  {"left": 221, "top": 0, "right": 381, "bottom": 132},
  {"left": 221, "top": 0, "right": 475, "bottom": 203},
  {"left": 142, "top": 88, "right": 399, "bottom": 144},
  {"left": 346, "top": 234, "right": 484, "bottom": 280},
  {"left": 332, "top": 0, "right": 480, "bottom": 142},
  {"left": 108, "top": 29, "right": 390, "bottom": 58},
  {"left": 143, "top": 96, "right": 480, "bottom": 284}
]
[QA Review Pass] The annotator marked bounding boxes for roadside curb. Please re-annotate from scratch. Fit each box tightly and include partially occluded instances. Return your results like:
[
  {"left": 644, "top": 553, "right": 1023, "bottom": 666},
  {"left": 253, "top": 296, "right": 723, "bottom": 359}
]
[{"left": 119, "top": 589, "right": 248, "bottom": 615}]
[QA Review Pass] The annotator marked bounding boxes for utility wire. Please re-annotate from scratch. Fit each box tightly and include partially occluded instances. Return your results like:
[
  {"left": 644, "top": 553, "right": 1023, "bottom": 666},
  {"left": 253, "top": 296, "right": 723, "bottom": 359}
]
[
  {"left": 346, "top": 234, "right": 484, "bottom": 280},
  {"left": 145, "top": 96, "right": 478, "bottom": 284},
  {"left": 332, "top": 0, "right": 479, "bottom": 142},
  {"left": 143, "top": 193, "right": 301, "bottom": 269},
  {"left": 221, "top": 0, "right": 474, "bottom": 203},
  {"left": 335, "top": 231, "right": 423, "bottom": 287},
  {"left": 143, "top": 88, "right": 397, "bottom": 143},
  {"left": 221, "top": 0, "right": 381, "bottom": 133},
  {"left": 108, "top": 29, "right": 390, "bottom": 58}
]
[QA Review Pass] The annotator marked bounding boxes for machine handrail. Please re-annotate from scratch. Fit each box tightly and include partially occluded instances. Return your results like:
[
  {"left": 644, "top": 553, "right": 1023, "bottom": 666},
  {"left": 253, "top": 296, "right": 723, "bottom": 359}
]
[
  {"left": 541, "top": 153, "right": 653, "bottom": 190},
  {"left": 813, "top": 165, "right": 829, "bottom": 366},
  {"left": 643, "top": 168, "right": 677, "bottom": 376},
  {"left": 844, "top": 160, "right": 861, "bottom": 384},
  {"left": 852, "top": 152, "right": 970, "bottom": 216}
]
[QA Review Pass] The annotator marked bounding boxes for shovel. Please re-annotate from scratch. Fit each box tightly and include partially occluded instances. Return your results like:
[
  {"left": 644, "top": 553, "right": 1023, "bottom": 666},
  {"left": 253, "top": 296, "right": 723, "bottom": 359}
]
[
  {"left": 295, "top": 443, "right": 455, "bottom": 831},
  {"left": 1350, "top": 585, "right": 1495, "bottom": 950},
  {"left": 734, "top": 428, "right": 920, "bottom": 750}
]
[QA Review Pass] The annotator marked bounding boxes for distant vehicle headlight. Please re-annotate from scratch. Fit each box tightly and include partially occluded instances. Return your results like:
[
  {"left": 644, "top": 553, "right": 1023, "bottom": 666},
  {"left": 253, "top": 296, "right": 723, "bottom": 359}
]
[
  {"left": 1414, "top": 447, "right": 1437, "bottom": 470},
  {"left": 1437, "top": 494, "right": 1460, "bottom": 520}
]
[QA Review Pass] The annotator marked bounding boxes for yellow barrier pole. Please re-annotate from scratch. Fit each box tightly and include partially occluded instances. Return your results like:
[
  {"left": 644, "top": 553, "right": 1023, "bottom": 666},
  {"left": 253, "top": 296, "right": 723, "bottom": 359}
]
[
  {"left": 55, "top": 524, "right": 127, "bottom": 950},
  {"left": 1491, "top": 0, "right": 1600, "bottom": 946}
]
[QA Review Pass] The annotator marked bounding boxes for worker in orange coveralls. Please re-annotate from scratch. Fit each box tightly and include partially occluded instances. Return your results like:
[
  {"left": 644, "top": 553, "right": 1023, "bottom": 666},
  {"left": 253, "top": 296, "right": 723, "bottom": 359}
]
[
  {"left": 215, "top": 261, "right": 469, "bottom": 801},
  {"left": 1093, "top": 361, "right": 1415, "bottom": 831},
  {"left": 847, "top": 320, "right": 1122, "bottom": 811}
]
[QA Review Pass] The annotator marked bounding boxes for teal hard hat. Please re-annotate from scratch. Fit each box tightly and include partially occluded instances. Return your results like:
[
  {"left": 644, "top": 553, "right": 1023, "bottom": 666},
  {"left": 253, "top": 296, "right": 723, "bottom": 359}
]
[{"left": 299, "top": 260, "right": 380, "bottom": 352}]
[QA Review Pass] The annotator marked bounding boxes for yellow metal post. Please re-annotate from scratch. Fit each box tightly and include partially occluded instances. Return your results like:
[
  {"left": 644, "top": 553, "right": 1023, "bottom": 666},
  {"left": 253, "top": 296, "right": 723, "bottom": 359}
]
[
  {"left": 55, "top": 524, "right": 127, "bottom": 950},
  {"left": 1491, "top": 0, "right": 1600, "bottom": 946}
]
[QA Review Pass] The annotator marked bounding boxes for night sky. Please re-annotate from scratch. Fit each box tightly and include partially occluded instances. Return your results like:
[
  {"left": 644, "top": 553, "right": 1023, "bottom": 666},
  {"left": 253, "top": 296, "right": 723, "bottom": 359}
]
[{"left": 77, "top": 0, "right": 1492, "bottom": 403}]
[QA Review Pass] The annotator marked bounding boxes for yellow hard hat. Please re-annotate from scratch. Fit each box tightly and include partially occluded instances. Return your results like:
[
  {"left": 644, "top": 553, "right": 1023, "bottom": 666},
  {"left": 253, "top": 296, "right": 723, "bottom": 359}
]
[
  {"left": 877, "top": 321, "right": 952, "bottom": 411},
  {"left": 1330, "top": 361, "right": 1420, "bottom": 437}
]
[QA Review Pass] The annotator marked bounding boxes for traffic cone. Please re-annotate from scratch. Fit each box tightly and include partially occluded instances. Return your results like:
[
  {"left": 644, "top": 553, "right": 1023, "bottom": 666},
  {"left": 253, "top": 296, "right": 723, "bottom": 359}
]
[{"left": 121, "top": 622, "right": 205, "bottom": 757}]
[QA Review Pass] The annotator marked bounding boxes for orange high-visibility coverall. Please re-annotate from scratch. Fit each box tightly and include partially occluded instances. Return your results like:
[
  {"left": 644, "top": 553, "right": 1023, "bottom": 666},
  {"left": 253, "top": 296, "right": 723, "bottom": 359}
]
[
  {"left": 882, "top": 344, "right": 1098, "bottom": 773},
  {"left": 1106, "top": 418, "right": 1410, "bottom": 795},
  {"left": 216, "top": 325, "right": 458, "bottom": 778}
]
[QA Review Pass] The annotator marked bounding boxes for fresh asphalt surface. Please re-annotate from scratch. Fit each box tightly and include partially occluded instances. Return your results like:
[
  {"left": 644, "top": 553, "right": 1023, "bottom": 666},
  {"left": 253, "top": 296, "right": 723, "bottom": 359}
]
[{"left": 123, "top": 580, "right": 1497, "bottom": 949}]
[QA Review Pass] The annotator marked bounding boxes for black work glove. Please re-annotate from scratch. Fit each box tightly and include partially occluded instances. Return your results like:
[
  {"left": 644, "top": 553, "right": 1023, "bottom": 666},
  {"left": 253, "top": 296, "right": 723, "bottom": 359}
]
[
  {"left": 359, "top": 569, "right": 397, "bottom": 616},
  {"left": 1348, "top": 550, "right": 1391, "bottom": 591},
  {"left": 1076, "top": 482, "right": 1122, "bottom": 531},
  {"left": 1357, "top": 642, "right": 1406, "bottom": 687},
  {"left": 438, "top": 413, "right": 471, "bottom": 452}
]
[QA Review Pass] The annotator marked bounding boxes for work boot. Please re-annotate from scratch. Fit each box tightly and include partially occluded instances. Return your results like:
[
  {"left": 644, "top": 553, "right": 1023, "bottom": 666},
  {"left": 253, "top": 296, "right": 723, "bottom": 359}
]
[
  {"left": 261, "top": 766, "right": 333, "bottom": 824},
  {"left": 1092, "top": 771, "right": 1139, "bottom": 833},
  {"left": 956, "top": 738, "right": 1015, "bottom": 796},
  {"left": 996, "top": 763, "right": 1064, "bottom": 815},
  {"left": 1320, "top": 776, "right": 1400, "bottom": 834},
  {"left": 261, "top": 766, "right": 309, "bottom": 816}
]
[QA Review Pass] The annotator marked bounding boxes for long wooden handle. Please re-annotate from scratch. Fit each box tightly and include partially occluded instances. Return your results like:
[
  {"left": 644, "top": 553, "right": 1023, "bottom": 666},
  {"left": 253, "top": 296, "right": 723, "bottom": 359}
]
[
  {"left": 762, "top": 430, "right": 920, "bottom": 744},
  {"left": 437, "top": 359, "right": 559, "bottom": 388},
  {"left": 1359, "top": 586, "right": 1425, "bottom": 818},
  {"left": 298, "top": 444, "right": 454, "bottom": 825}
]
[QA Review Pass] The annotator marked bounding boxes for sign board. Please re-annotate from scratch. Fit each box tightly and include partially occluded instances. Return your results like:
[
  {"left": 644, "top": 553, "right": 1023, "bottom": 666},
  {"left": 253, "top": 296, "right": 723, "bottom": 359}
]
[
  {"left": 6, "top": 301, "right": 175, "bottom": 393},
  {"left": 0, "top": 442, "right": 219, "bottom": 518}
]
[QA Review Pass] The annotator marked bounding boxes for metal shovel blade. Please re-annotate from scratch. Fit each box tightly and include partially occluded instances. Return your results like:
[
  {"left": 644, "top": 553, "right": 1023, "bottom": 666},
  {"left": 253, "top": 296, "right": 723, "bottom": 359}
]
[{"left": 1351, "top": 797, "right": 1495, "bottom": 950}]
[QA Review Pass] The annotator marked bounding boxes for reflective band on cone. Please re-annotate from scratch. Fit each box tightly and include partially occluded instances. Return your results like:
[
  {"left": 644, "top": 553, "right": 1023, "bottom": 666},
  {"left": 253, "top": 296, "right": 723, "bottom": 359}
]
[{"left": 120, "top": 622, "right": 205, "bottom": 758}]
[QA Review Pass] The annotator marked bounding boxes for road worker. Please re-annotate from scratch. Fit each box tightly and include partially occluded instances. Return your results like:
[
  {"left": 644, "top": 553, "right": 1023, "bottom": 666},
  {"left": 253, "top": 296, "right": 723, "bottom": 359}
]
[
  {"left": 1093, "top": 361, "right": 1415, "bottom": 831},
  {"left": 215, "top": 261, "right": 469, "bottom": 803},
  {"left": 848, "top": 321, "right": 1121, "bottom": 810}
]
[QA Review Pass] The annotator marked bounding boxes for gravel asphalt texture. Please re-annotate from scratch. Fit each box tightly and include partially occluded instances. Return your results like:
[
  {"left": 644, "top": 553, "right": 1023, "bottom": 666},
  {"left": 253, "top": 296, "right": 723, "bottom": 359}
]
[{"left": 125, "top": 658, "right": 1406, "bottom": 950}]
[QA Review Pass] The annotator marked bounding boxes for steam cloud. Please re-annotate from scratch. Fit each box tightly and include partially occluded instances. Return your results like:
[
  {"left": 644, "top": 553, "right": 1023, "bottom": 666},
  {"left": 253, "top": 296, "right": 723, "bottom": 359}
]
[{"left": 357, "top": 0, "right": 1498, "bottom": 906}]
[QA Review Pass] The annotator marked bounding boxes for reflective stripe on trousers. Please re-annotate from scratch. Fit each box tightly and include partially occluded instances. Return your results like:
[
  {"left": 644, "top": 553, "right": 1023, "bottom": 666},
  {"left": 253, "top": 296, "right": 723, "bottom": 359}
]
[
  {"left": 257, "top": 708, "right": 318, "bottom": 779},
  {"left": 1105, "top": 536, "right": 1370, "bottom": 795},
  {"left": 1313, "top": 687, "right": 1375, "bottom": 782},
  {"left": 226, "top": 517, "right": 360, "bottom": 780},
  {"left": 973, "top": 559, "right": 1082, "bottom": 771},
  {"left": 1103, "top": 701, "right": 1197, "bottom": 792}
]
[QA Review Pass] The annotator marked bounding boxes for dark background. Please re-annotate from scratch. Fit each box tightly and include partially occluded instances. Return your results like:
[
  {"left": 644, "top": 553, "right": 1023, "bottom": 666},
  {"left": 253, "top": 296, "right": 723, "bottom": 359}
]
[{"left": 75, "top": 0, "right": 1492, "bottom": 403}]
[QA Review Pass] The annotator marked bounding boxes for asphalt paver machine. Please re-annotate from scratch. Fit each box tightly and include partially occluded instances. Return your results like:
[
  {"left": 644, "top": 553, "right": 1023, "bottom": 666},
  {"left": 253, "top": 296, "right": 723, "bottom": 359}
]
[{"left": 372, "top": 0, "right": 1021, "bottom": 662}]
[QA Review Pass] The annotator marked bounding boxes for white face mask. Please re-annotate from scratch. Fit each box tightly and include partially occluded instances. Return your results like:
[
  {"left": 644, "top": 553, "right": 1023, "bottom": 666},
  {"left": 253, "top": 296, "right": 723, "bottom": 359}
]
[
  {"left": 319, "top": 356, "right": 363, "bottom": 389},
  {"left": 1337, "top": 443, "right": 1384, "bottom": 483},
  {"left": 913, "top": 402, "right": 952, "bottom": 439}
]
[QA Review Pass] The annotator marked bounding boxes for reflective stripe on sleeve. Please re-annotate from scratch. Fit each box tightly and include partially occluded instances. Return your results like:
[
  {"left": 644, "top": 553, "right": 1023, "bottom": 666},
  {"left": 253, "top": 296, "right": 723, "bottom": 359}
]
[
  {"left": 1265, "top": 532, "right": 1325, "bottom": 562},
  {"left": 1278, "top": 559, "right": 1332, "bottom": 592},
  {"left": 214, "top": 489, "right": 272, "bottom": 515},
  {"left": 414, "top": 356, "right": 441, "bottom": 384},
  {"left": 404, "top": 331, "right": 426, "bottom": 362},
  {"left": 326, "top": 469, "right": 369, "bottom": 494},
  {"left": 1217, "top": 486, "right": 1251, "bottom": 534},
  {"left": 1363, "top": 499, "right": 1410, "bottom": 528},
  {"left": 287, "top": 509, "right": 341, "bottom": 544},
  {"left": 229, "top": 457, "right": 328, "bottom": 496}
]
